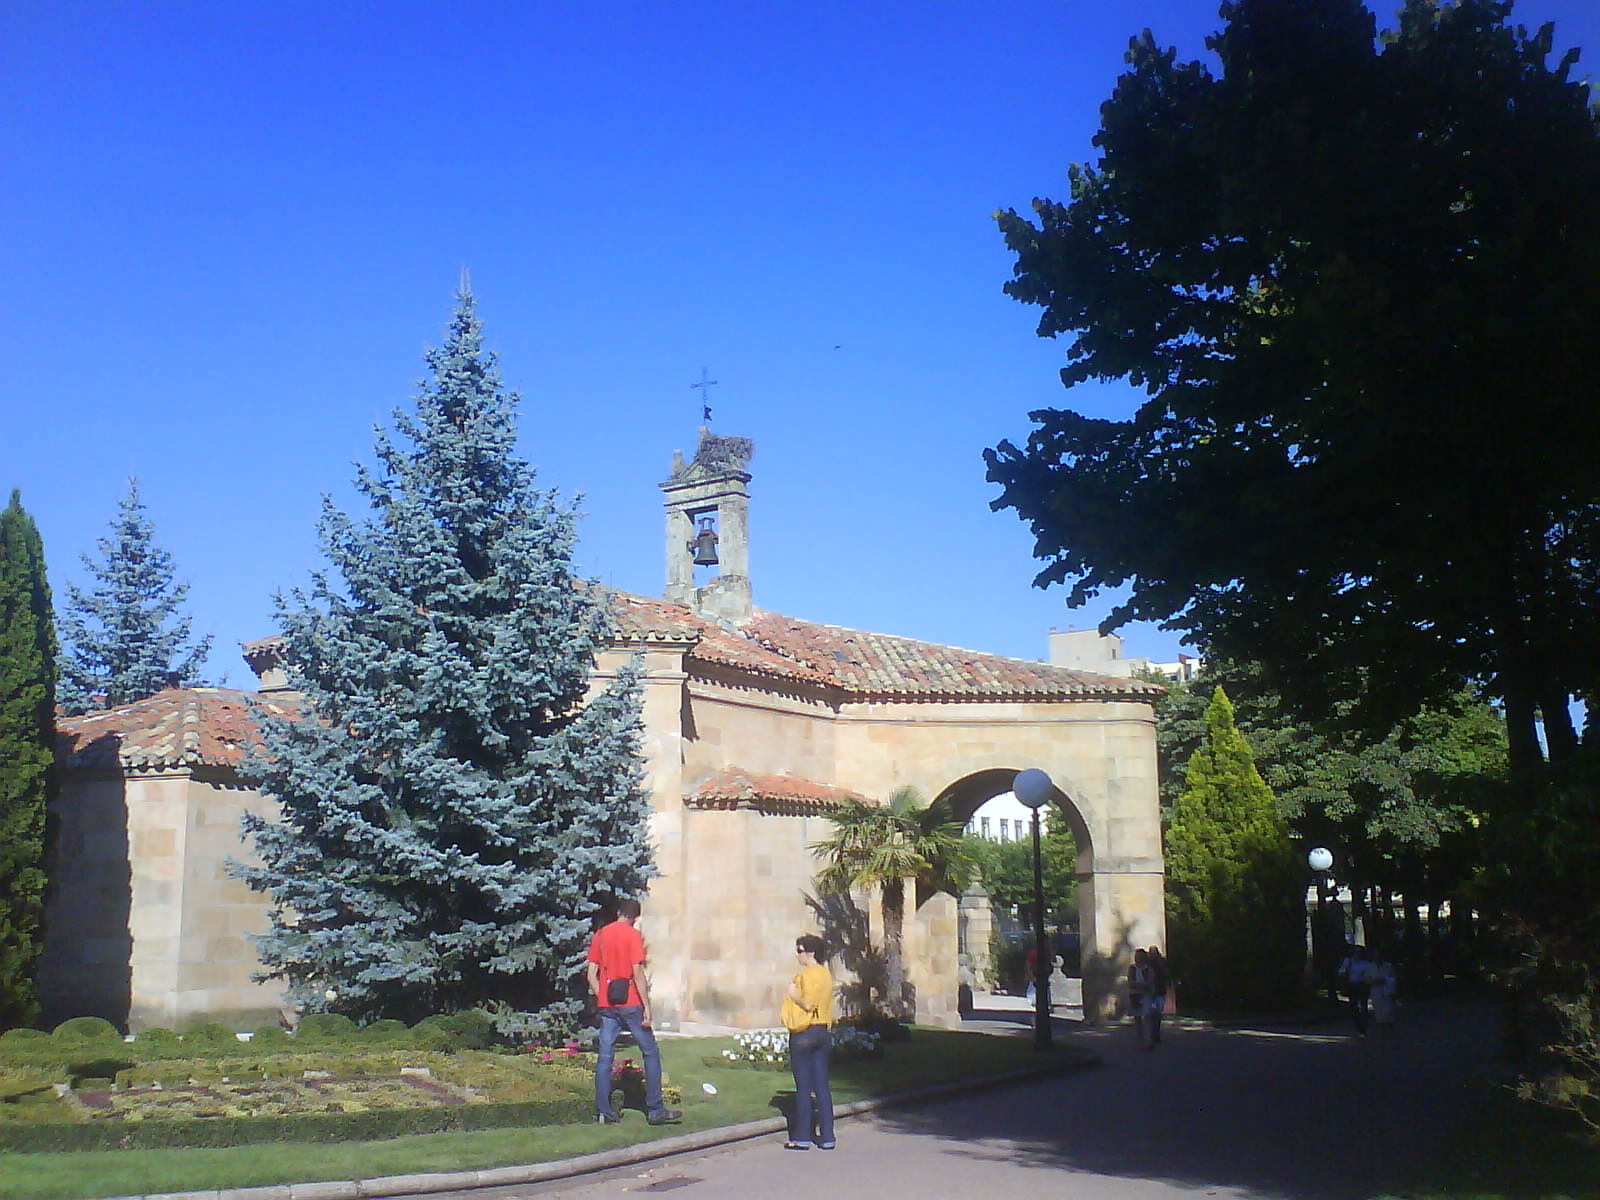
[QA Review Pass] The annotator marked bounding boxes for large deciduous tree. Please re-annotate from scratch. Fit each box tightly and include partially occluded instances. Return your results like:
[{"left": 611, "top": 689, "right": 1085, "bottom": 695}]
[
  {"left": 0, "top": 490, "right": 56, "bottom": 1028},
  {"left": 1165, "top": 687, "right": 1304, "bottom": 1009},
  {"left": 56, "top": 479, "right": 211, "bottom": 715},
  {"left": 235, "top": 290, "right": 654, "bottom": 1033},
  {"left": 987, "top": 0, "right": 1600, "bottom": 771}
]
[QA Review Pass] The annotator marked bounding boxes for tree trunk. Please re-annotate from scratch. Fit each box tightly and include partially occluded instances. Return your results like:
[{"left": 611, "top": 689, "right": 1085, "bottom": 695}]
[
  {"left": 881, "top": 879, "right": 906, "bottom": 1020},
  {"left": 1504, "top": 688, "right": 1544, "bottom": 776}
]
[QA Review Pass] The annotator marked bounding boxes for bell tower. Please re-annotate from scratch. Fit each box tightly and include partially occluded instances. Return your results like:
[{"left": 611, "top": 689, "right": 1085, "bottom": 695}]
[{"left": 662, "top": 428, "right": 754, "bottom": 622}]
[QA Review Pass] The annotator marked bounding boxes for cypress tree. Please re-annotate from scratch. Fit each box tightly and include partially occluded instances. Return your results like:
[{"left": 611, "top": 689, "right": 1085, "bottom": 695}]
[
  {"left": 56, "top": 479, "right": 212, "bottom": 715},
  {"left": 235, "top": 290, "right": 654, "bottom": 1033},
  {"left": 1164, "top": 687, "right": 1304, "bottom": 1009},
  {"left": 0, "top": 489, "right": 56, "bottom": 1029}
]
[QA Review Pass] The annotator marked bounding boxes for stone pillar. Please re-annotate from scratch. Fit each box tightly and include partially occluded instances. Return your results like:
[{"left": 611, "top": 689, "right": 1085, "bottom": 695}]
[{"left": 958, "top": 884, "right": 994, "bottom": 991}]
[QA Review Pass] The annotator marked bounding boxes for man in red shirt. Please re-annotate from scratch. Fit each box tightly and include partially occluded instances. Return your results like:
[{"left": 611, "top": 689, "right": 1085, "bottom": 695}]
[{"left": 586, "top": 898, "right": 680, "bottom": 1125}]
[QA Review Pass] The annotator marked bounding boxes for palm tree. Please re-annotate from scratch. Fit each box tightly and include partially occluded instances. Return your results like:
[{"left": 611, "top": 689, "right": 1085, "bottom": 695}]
[{"left": 812, "top": 787, "right": 974, "bottom": 1020}]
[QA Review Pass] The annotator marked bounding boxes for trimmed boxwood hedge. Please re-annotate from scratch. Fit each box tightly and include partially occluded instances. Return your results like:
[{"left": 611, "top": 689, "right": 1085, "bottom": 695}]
[
  {"left": 0, "top": 1093, "right": 589, "bottom": 1153},
  {"left": 51, "top": 1017, "right": 122, "bottom": 1042}
]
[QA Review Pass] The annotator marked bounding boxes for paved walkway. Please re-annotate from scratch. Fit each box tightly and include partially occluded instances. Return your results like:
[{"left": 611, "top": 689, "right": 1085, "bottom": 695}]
[{"left": 481, "top": 993, "right": 1502, "bottom": 1200}]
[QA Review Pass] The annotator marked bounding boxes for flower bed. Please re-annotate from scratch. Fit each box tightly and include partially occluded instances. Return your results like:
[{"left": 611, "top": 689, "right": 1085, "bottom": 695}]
[{"left": 711, "top": 1025, "right": 882, "bottom": 1070}]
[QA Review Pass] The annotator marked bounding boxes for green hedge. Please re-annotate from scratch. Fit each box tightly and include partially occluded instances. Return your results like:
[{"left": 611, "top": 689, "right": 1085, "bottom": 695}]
[{"left": 0, "top": 1094, "right": 589, "bottom": 1154}]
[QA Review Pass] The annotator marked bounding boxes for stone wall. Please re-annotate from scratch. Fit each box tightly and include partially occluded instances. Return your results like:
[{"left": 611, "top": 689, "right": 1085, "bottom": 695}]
[{"left": 40, "top": 769, "right": 282, "bottom": 1032}]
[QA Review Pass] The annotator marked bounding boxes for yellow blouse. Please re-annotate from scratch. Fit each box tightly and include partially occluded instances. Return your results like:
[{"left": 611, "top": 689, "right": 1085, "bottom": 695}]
[{"left": 780, "top": 963, "right": 833, "bottom": 1031}]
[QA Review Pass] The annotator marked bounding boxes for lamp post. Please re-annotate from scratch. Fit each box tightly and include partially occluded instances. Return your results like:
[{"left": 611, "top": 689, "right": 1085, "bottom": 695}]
[
  {"left": 1307, "top": 847, "right": 1335, "bottom": 1000},
  {"left": 1013, "top": 768, "right": 1056, "bottom": 1051}
]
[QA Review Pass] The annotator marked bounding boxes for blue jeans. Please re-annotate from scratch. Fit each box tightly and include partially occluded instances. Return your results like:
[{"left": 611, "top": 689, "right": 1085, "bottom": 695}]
[
  {"left": 595, "top": 1005, "right": 665, "bottom": 1117},
  {"left": 789, "top": 1026, "right": 834, "bottom": 1145}
]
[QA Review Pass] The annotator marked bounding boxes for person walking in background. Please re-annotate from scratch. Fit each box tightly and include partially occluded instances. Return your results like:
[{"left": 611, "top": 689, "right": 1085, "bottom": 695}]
[
  {"left": 587, "top": 898, "right": 681, "bottom": 1126},
  {"left": 1372, "top": 952, "right": 1398, "bottom": 1037},
  {"left": 781, "top": 934, "right": 835, "bottom": 1150},
  {"left": 1147, "top": 947, "right": 1171, "bottom": 1045},
  {"left": 1128, "top": 947, "right": 1156, "bottom": 1048},
  {"left": 1339, "top": 944, "right": 1375, "bottom": 1035}
]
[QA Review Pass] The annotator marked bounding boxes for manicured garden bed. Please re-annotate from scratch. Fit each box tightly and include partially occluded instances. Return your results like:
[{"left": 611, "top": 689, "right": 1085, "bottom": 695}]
[{"left": 0, "top": 1023, "right": 1085, "bottom": 1200}]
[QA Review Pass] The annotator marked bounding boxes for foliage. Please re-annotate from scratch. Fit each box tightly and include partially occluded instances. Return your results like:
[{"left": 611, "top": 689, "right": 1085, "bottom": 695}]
[
  {"left": 1485, "top": 746, "right": 1600, "bottom": 1124},
  {"left": 235, "top": 290, "right": 653, "bottom": 1033},
  {"left": 1153, "top": 659, "right": 1505, "bottom": 895},
  {"left": 412, "top": 1009, "right": 499, "bottom": 1052},
  {"left": 962, "top": 811, "right": 1077, "bottom": 925},
  {"left": 812, "top": 787, "right": 974, "bottom": 1019},
  {"left": 55, "top": 479, "right": 211, "bottom": 716},
  {"left": 0, "top": 1095, "right": 590, "bottom": 1154},
  {"left": 0, "top": 489, "right": 55, "bottom": 1030},
  {"left": 987, "top": 0, "right": 1600, "bottom": 771},
  {"left": 50, "top": 1017, "right": 121, "bottom": 1043},
  {"left": 1164, "top": 688, "right": 1305, "bottom": 1008}
]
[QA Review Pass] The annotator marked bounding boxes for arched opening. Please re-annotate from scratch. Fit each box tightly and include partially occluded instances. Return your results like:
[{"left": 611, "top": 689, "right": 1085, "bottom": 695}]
[{"left": 931, "top": 769, "right": 1096, "bottom": 1015}]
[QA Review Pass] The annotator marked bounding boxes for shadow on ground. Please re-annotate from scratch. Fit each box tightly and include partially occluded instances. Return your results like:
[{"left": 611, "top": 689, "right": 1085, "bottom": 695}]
[{"left": 865, "top": 991, "right": 1566, "bottom": 1200}]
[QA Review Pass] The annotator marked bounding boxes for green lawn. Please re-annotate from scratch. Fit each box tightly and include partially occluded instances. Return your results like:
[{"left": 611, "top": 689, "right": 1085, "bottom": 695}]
[{"left": 0, "top": 1029, "right": 1085, "bottom": 1200}]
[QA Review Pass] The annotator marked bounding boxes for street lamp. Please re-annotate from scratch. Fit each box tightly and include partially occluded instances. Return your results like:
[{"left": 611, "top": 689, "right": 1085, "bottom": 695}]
[
  {"left": 1307, "top": 847, "right": 1336, "bottom": 1000},
  {"left": 1013, "top": 767, "right": 1056, "bottom": 1051}
]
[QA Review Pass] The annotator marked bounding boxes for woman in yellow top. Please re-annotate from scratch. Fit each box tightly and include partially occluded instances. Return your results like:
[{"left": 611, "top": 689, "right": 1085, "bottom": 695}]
[{"left": 780, "top": 933, "right": 835, "bottom": 1150}]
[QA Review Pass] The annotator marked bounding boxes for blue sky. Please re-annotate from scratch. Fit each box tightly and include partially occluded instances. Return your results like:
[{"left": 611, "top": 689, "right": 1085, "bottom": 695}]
[{"left": 5, "top": 1, "right": 1597, "bottom": 688}]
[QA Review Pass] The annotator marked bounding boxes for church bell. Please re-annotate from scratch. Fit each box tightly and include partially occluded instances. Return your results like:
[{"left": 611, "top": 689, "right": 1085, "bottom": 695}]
[{"left": 691, "top": 518, "right": 720, "bottom": 566}]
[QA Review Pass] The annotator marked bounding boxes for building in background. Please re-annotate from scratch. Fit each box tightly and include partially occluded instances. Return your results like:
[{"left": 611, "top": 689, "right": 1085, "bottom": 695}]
[{"left": 1048, "top": 628, "right": 1202, "bottom": 685}]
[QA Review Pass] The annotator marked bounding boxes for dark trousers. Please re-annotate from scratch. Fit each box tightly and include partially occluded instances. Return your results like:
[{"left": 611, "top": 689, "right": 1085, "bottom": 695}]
[
  {"left": 1349, "top": 984, "right": 1371, "bottom": 1034},
  {"left": 595, "top": 1005, "right": 665, "bottom": 1117},
  {"left": 788, "top": 1026, "right": 834, "bottom": 1145}
]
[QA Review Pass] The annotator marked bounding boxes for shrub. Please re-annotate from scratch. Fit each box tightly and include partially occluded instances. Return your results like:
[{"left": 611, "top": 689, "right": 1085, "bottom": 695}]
[
  {"left": 413, "top": 1010, "right": 497, "bottom": 1051},
  {"left": 0, "top": 1094, "right": 590, "bottom": 1153},
  {"left": 182, "top": 1022, "right": 241, "bottom": 1046},
  {"left": 361, "top": 1019, "right": 410, "bottom": 1042},
  {"left": 67, "top": 1056, "right": 135, "bottom": 1087},
  {"left": 134, "top": 1027, "right": 181, "bottom": 1046},
  {"left": 295, "top": 1013, "right": 359, "bottom": 1043},
  {"left": 0, "top": 1028, "right": 48, "bottom": 1045},
  {"left": 50, "top": 1017, "right": 120, "bottom": 1043},
  {"left": 251, "top": 1025, "right": 289, "bottom": 1046}
]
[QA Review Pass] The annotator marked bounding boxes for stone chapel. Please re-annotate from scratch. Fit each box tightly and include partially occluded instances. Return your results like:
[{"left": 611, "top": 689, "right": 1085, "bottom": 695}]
[{"left": 41, "top": 432, "right": 1166, "bottom": 1032}]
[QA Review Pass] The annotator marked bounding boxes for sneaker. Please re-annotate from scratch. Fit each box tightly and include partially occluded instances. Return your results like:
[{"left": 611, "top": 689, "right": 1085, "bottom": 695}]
[
  {"left": 817, "top": 1141, "right": 837, "bottom": 1150},
  {"left": 597, "top": 1113, "right": 622, "bottom": 1125},
  {"left": 646, "top": 1109, "right": 682, "bottom": 1125},
  {"left": 784, "top": 1140, "right": 813, "bottom": 1150}
]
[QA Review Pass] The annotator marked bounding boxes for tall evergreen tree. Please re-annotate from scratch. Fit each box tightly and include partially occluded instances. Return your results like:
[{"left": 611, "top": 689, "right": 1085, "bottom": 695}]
[
  {"left": 56, "top": 479, "right": 211, "bottom": 715},
  {"left": 0, "top": 490, "right": 56, "bottom": 1029},
  {"left": 235, "top": 290, "right": 654, "bottom": 1032},
  {"left": 1164, "top": 687, "right": 1303, "bottom": 1009}
]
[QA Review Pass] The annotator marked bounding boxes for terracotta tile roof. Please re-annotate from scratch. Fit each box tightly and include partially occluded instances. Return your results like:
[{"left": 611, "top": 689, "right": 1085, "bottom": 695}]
[
  {"left": 609, "top": 594, "right": 833, "bottom": 685},
  {"left": 739, "top": 610, "right": 1162, "bottom": 700},
  {"left": 685, "top": 766, "right": 863, "bottom": 815},
  {"left": 55, "top": 688, "right": 301, "bottom": 771},
  {"left": 236, "top": 593, "right": 1159, "bottom": 703}
]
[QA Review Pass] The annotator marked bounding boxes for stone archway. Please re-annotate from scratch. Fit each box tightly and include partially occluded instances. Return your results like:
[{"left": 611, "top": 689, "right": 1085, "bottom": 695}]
[{"left": 930, "top": 765, "right": 1162, "bottom": 1022}]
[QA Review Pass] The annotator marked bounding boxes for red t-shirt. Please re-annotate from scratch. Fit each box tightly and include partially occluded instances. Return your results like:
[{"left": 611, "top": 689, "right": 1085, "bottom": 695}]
[{"left": 587, "top": 920, "right": 645, "bottom": 1008}]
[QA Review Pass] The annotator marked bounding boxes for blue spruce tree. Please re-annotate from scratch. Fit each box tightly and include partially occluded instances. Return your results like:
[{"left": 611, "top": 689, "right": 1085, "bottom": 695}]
[
  {"left": 56, "top": 480, "right": 212, "bottom": 715},
  {"left": 235, "top": 290, "right": 654, "bottom": 1032}
]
